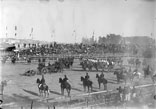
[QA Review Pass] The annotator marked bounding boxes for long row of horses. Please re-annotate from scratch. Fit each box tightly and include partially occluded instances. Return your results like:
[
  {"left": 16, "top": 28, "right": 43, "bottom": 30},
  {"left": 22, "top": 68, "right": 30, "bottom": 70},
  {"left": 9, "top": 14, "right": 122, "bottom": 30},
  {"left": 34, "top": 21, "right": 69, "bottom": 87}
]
[
  {"left": 35, "top": 64, "right": 156, "bottom": 98},
  {"left": 79, "top": 57, "right": 121, "bottom": 71},
  {"left": 36, "top": 74, "right": 108, "bottom": 97}
]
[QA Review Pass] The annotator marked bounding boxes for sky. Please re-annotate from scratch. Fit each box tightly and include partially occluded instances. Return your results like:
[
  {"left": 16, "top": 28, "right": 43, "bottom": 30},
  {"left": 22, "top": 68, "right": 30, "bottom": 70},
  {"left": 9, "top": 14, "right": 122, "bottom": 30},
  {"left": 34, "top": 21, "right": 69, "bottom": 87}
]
[{"left": 0, "top": 0, "right": 155, "bottom": 43}]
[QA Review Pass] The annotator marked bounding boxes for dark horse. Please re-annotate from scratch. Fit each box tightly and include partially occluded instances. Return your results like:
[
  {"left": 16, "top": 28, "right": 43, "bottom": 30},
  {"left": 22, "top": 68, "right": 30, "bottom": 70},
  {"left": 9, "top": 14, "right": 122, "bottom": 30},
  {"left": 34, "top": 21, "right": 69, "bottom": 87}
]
[
  {"left": 81, "top": 76, "right": 93, "bottom": 92},
  {"left": 114, "top": 70, "right": 127, "bottom": 83},
  {"left": 143, "top": 65, "right": 156, "bottom": 83},
  {"left": 59, "top": 78, "right": 71, "bottom": 96},
  {"left": 96, "top": 74, "right": 107, "bottom": 90},
  {"left": 36, "top": 78, "right": 49, "bottom": 97}
]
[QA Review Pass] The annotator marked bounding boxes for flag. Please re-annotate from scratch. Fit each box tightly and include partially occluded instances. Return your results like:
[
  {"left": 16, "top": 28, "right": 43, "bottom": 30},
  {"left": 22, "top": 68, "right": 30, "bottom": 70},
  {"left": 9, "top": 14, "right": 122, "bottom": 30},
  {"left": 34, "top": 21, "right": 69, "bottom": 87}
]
[
  {"left": 31, "top": 28, "right": 33, "bottom": 33},
  {"left": 15, "top": 26, "right": 17, "bottom": 30}
]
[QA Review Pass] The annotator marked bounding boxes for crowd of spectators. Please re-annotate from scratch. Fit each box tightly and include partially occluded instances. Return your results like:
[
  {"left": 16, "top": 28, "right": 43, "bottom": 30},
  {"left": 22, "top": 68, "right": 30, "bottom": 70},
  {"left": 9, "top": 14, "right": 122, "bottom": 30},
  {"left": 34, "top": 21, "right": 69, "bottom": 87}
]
[{"left": 14, "top": 42, "right": 139, "bottom": 58}]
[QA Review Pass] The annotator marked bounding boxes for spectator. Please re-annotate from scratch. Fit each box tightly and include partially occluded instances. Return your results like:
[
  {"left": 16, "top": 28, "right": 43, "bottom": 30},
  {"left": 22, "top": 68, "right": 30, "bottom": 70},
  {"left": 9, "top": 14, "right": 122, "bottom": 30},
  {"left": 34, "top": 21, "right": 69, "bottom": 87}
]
[
  {"left": 124, "top": 85, "right": 131, "bottom": 102},
  {"left": 117, "top": 86, "right": 123, "bottom": 102}
]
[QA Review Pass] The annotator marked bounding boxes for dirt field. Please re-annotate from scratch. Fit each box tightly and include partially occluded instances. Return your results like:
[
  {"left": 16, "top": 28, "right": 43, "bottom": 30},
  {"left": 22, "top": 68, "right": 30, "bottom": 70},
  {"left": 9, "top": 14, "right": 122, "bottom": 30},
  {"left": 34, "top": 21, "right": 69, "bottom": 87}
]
[{"left": 0, "top": 57, "right": 156, "bottom": 109}]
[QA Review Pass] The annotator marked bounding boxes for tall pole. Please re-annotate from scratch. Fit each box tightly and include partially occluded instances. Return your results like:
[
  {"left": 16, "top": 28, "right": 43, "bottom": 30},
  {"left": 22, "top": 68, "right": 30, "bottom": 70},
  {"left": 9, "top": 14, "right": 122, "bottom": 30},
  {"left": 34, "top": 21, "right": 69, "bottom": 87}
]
[
  {"left": 15, "top": 26, "right": 17, "bottom": 38},
  {"left": 52, "top": 29, "right": 55, "bottom": 42},
  {"left": 30, "top": 27, "right": 33, "bottom": 40},
  {"left": 73, "top": 6, "right": 76, "bottom": 43},
  {"left": 6, "top": 26, "right": 7, "bottom": 38}
]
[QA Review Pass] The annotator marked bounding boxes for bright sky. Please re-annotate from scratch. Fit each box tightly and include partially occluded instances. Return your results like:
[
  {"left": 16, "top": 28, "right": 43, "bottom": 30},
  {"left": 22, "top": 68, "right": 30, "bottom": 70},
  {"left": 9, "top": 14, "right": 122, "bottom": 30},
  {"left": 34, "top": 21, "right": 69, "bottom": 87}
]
[{"left": 0, "top": 0, "right": 155, "bottom": 43}]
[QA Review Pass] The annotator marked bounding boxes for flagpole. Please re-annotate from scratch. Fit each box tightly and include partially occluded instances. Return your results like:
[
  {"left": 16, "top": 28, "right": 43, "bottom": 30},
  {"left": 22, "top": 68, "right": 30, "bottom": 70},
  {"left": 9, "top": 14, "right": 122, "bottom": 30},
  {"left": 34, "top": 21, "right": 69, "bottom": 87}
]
[
  {"left": 15, "top": 26, "right": 17, "bottom": 39},
  {"left": 6, "top": 26, "right": 7, "bottom": 38}
]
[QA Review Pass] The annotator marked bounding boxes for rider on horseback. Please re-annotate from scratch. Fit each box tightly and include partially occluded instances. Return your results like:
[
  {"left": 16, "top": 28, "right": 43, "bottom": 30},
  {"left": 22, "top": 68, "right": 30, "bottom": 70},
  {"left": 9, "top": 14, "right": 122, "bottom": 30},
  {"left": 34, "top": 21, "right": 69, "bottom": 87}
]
[
  {"left": 100, "top": 72, "right": 104, "bottom": 79},
  {"left": 40, "top": 75, "right": 45, "bottom": 85},
  {"left": 63, "top": 75, "right": 69, "bottom": 85},
  {"left": 85, "top": 73, "right": 90, "bottom": 81}
]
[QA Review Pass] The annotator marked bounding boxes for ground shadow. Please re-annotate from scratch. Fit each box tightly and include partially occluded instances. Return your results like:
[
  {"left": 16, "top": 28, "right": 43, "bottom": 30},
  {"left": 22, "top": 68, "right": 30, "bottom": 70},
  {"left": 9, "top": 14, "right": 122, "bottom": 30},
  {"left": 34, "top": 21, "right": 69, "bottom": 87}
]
[
  {"left": 107, "top": 78, "right": 118, "bottom": 82},
  {"left": 71, "top": 87, "right": 83, "bottom": 92},
  {"left": 49, "top": 90, "right": 62, "bottom": 96},
  {"left": 78, "top": 83, "right": 99, "bottom": 90},
  {"left": 23, "top": 89, "right": 39, "bottom": 97},
  {"left": 108, "top": 81, "right": 118, "bottom": 84},
  {"left": 12, "top": 93, "right": 37, "bottom": 101}
]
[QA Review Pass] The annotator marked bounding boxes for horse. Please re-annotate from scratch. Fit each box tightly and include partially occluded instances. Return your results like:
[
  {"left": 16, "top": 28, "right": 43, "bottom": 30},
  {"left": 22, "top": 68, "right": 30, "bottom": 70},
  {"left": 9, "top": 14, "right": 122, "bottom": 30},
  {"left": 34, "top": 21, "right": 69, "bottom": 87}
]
[
  {"left": 36, "top": 78, "right": 49, "bottom": 97},
  {"left": 143, "top": 65, "right": 153, "bottom": 79},
  {"left": 132, "top": 70, "right": 143, "bottom": 80},
  {"left": 59, "top": 78, "right": 71, "bottom": 96},
  {"left": 80, "top": 60, "right": 94, "bottom": 71},
  {"left": 151, "top": 74, "right": 156, "bottom": 83},
  {"left": 96, "top": 74, "right": 107, "bottom": 90},
  {"left": 114, "top": 70, "right": 127, "bottom": 84},
  {"left": 80, "top": 76, "right": 93, "bottom": 92}
]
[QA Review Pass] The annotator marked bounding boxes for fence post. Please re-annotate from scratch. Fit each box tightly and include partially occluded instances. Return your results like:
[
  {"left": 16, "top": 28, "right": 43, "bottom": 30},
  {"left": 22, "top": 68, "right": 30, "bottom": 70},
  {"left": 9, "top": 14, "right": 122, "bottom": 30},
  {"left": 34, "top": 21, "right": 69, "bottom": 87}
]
[{"left": 30, "top": 100, "right": 33, "bottom": 109}]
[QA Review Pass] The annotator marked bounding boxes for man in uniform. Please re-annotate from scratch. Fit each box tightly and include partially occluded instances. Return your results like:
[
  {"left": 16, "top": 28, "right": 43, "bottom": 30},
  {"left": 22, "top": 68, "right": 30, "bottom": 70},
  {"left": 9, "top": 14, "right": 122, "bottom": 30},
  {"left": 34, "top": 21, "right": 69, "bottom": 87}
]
[
  {"left": 117, "top": 86, "right": 123, "bottom": 102},
  {"left": 124, "top": 85, "right": 131, "bottom": 102},
  {"left": 85, "top": 73, "right": 90, "bottom": 81},
  {"left": 63, "top": 75, "right": 68, "bottom": 82},
  {"left": 41, "top": 74, "right": 45, "bottom": 85},
  {"left": 100, "top": 72, "right": 104, "bottom": 79}
]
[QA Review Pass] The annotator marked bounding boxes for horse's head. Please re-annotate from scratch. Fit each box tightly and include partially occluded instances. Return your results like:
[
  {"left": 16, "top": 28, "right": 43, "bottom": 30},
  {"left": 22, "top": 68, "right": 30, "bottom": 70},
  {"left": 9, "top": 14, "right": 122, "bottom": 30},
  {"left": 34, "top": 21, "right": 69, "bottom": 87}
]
[
  {"left": 59, "top": 78, "right": 62, "bottom": 83},
  {"left": 81, "top": 76, "right": 84, "bottom": 81},
  {"left": 96, "top": 74, "right": 99, "bottom": 78},
  {"left": 114, "top": 71, "right": 118, "bottom": 75},
  {"left": 36, "top": 78, "right": 40, "bottom": 84}
]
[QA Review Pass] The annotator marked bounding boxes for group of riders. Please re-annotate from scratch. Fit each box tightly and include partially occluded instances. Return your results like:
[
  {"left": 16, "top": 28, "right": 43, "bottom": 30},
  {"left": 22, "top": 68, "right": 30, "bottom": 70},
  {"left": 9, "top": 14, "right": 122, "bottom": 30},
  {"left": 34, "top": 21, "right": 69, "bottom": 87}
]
[
  {"left": 36, "top": 71, "right": 108, "bottom": 97},
  {"left": 36, "top": 71, "right": 138, "bottom": 103},
  {"left": 37, "top": 56, "right": 74, "bottom": 74}
]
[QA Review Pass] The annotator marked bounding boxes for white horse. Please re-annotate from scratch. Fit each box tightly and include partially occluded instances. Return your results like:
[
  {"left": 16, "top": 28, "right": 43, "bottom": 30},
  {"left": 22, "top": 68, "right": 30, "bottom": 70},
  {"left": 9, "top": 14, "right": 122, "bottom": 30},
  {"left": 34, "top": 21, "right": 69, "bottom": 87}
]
[{"left": 133, "top": 71, "right": 143, "bottom": 79}]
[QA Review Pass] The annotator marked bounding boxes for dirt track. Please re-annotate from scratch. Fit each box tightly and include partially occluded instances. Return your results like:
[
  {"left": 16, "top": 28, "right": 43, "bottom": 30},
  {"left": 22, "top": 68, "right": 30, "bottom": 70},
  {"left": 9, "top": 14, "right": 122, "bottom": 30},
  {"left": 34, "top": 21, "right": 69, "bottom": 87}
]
[{"left": 0, "top": 58, "right": 156, "bottom": 108}]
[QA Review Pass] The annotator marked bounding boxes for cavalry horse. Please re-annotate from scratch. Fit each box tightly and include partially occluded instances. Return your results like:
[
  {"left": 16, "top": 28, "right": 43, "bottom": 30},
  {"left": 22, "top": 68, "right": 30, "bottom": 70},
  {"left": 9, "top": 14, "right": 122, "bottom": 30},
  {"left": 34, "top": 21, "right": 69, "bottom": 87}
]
[
  {"left": 81, "top": 76, "right": 93, "bottom": 92},
  {"left": 36, "top": 78, "right": 49, "bottom": 97},
  {"left": 59, "top": 78, "right": 71, "bottom": 96},
  {"left": 114, "top": 69, "right": 128, "bottom": 84},
  {"left": 96, "top": 74, "right": 107, "bottom": 90},
  {"left": 80, "top": 60, "right": 93, "bottom": 71},
  {"left": 132, "top": 69, "right": 143, "bottom": 80},
  {"left": 143, "top": 65, "right": 156, "bottom": 83}
]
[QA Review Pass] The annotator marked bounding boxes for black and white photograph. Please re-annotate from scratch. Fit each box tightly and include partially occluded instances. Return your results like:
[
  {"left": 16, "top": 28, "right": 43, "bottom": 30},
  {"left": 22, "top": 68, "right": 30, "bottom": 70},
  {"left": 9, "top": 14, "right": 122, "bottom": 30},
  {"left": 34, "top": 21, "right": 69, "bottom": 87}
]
[{"left": 0, "top": 0, "right": 156, "bottom": 108}]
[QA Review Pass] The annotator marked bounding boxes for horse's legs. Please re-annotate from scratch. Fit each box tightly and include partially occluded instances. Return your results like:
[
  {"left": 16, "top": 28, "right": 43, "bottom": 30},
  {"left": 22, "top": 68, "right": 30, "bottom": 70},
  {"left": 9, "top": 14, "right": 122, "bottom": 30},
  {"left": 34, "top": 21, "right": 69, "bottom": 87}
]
[
  {"left": 87, "top": 86, "right": 89, "bottom": 92},
  {"left": 84, "top": 85, "right": 86, "bottom": 92},
  {"left": 38, "top": 89, "right": 41, "bottom": 96},
  {"left": 61, "top": 88, "right": 64, "bottom": 95},
  {"left": 91, "top": 85, "right": 93, "bottom": 92},
  {"left": 98, "top": 82, "right": 101, "bottom": 89},
  {"left": 61, "top": 87, "right": 64, "bottom": 95},
  {"left": 103, "top": 83, "right": 105, "bottom": 90},
  {"left": 66, "top": 89, "right": 70, "bottom": 96}
]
